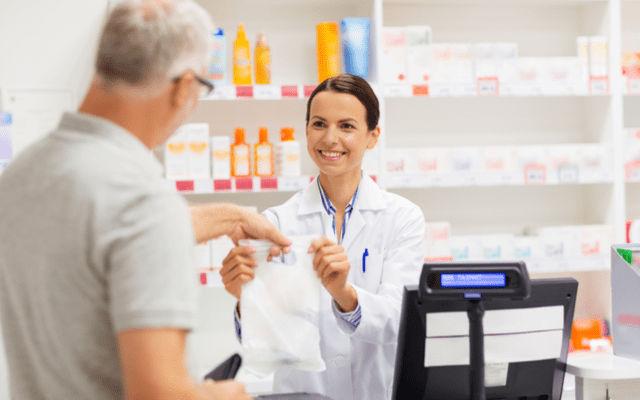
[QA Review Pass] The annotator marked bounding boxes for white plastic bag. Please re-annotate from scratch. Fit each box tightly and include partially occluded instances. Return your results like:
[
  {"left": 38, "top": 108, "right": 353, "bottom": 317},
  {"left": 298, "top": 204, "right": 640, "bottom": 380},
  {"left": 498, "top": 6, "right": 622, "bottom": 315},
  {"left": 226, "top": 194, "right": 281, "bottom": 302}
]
[{"left": 239, "top": 236, "right": 326, "bottom": 376}]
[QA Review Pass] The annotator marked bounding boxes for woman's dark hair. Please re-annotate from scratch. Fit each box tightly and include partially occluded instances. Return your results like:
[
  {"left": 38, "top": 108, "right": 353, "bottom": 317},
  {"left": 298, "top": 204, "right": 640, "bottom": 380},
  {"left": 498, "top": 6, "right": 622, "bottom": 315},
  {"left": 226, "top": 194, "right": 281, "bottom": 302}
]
[{"left": 305, "top": 74, "right": 380, "bottom": 131}]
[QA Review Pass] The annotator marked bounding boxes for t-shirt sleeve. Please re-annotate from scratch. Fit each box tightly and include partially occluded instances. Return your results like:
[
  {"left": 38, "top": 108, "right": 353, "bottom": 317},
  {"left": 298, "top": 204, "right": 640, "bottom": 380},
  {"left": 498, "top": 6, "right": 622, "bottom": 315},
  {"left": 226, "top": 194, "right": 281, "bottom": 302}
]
[{"left": 104, "top": 192, "right": 197, "bottom": 333}]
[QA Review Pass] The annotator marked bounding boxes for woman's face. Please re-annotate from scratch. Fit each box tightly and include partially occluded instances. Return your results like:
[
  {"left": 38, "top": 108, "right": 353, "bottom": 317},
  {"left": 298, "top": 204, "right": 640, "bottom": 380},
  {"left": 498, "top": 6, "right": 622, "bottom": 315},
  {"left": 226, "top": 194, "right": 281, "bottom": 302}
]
[{"left": 306, "top": 91, "right": 380, "bottom": 178}]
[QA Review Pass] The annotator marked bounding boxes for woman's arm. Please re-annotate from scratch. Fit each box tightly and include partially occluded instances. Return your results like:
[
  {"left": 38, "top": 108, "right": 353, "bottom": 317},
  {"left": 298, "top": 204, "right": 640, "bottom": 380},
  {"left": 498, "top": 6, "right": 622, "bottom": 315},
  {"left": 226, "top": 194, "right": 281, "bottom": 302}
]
[{"left": 334, "top": 205, "right": 425, "bottom": 345}]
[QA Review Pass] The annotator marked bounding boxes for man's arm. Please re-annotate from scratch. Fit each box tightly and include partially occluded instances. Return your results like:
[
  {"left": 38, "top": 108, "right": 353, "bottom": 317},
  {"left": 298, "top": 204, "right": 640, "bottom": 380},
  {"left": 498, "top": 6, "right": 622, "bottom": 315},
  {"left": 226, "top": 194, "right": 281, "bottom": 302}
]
[
  {"left": 190, "top": 203, "right": 291, "bottom": 249},
  {"left": 190, "top": 203, "right": 242, "bottom": 244},
  {"left": 118, "top": 328, "right": 250, "bottom": 400}
]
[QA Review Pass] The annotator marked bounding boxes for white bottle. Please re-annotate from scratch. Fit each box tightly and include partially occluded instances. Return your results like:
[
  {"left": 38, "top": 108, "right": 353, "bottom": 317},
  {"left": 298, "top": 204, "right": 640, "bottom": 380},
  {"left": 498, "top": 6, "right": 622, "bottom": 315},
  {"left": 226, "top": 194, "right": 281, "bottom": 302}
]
[
  {"left": 210, "top": 136, "right": 231, "bottom": 179},
  {"left": 277, "top": 127, "right": 301, "bottom": 177},
  {"left": 165, "top": 128, "right": 189, "bottom": 180},
  {"left": 186, "top": 123, "right": 211, "bottom": 179}
]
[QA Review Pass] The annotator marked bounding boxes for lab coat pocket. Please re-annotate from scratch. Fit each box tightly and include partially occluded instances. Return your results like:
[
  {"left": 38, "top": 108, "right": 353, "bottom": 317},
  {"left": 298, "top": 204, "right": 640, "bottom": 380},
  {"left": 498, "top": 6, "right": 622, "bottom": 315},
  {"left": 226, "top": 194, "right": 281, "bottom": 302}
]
[{"left": 359, "top": 253, "right": 384, "bottom": 291}]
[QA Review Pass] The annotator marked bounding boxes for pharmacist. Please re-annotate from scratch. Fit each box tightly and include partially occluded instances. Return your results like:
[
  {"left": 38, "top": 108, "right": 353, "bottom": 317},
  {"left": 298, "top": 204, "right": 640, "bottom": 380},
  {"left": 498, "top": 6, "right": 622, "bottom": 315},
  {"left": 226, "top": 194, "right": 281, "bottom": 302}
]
[
  {"left": 0, "top": 1, "right": 289, "bottom": 400},
  {"left": 221, "top": 74, "right": 426, "bottom": 400}
]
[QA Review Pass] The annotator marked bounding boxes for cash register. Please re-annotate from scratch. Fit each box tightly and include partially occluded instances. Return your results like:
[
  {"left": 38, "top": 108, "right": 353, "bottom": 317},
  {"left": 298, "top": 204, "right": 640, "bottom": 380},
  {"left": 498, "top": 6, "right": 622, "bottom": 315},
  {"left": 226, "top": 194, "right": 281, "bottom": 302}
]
[{"left": 391, "top": 261, "right": 578, "bottom": 400}]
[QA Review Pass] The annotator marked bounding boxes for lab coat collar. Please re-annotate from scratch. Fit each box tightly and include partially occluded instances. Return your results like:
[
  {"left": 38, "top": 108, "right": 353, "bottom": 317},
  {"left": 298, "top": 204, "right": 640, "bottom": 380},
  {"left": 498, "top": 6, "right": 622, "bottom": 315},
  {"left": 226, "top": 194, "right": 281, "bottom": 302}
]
[{"left": 297, "top": 174, "right": 386, "bottom": 217}]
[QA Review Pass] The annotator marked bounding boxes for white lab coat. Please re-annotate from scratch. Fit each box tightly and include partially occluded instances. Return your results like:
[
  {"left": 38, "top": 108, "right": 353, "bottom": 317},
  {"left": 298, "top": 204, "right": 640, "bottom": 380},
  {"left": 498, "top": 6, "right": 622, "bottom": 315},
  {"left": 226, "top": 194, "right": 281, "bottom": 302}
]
[{"left": 262, "top": 175, "right": 425, "bottom": 400}]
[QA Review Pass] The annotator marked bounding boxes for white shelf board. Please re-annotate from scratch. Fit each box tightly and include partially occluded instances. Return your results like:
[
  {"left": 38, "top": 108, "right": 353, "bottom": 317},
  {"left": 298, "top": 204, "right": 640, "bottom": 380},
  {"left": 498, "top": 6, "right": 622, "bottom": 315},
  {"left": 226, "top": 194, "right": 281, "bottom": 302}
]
[
  {"left": 198, "top": 84, "right": 610, "bottom": 102},
  {"left": 168, "top": 176, "right": 312, "bottom": 195},
  {"left": 384, "top": 0, "right": 606, "bottom": 4},
  {"left": 385, "top": 176, "right": 613, "bottom": 190}
]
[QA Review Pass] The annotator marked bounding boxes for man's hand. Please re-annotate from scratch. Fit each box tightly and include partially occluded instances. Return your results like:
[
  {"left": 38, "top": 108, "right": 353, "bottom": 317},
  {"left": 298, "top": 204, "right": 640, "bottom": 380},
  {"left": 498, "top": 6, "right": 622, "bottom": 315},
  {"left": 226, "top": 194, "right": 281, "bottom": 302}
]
[
  {"left": 191, "top": 204, "right": 290, "bottom": 257},
  {"left": 308, "top": 237, "right": 358, "bottom": 312},
  {"left": 229, "top": 209, "right": 290, "bottom": 247},
  {"left": 198, "top": 380, "right": 252, "bottom": 400}
]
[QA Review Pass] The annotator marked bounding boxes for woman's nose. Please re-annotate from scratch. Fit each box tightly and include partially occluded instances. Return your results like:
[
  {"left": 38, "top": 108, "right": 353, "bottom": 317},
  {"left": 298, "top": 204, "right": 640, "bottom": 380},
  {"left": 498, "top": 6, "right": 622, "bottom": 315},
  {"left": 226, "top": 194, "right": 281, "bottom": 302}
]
[{"left": 322, "top": 125, "right": 339, "bottom": 144}]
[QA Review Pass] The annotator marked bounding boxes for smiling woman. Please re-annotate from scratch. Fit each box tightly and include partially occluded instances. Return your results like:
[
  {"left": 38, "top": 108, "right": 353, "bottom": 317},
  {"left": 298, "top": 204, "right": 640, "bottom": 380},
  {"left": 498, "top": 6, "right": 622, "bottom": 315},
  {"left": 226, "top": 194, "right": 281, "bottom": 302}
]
[
  {"left": 220, "top": 73, "right": 426, "bottom": 400},
  {"left": 305, "top": 74, "right": 381, "bottom": 220}
]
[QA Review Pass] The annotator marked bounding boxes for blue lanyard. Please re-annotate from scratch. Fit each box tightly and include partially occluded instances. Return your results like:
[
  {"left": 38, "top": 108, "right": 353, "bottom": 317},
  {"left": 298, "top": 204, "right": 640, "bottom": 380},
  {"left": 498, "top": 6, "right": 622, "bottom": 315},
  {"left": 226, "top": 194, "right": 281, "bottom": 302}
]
[{"left": 317, "top": 178, "right": 359, "bottom": 243}]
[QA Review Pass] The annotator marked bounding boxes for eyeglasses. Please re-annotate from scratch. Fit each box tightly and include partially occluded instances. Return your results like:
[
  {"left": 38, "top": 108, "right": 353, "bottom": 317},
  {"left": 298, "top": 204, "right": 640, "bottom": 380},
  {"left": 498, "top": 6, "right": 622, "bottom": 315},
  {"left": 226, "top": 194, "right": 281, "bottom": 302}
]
[{"left": 173, "top": 71, "right": 215, "bottom": 97}]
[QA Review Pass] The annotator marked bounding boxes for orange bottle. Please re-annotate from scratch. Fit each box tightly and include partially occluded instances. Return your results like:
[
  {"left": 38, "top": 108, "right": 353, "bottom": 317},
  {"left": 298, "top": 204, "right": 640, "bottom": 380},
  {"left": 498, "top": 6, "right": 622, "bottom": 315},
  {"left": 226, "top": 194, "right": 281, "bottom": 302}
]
[
  {"left": 254, "top": 33, "right": 271, "bottom": 85},
  {"left": 316, "top": 22, "right": 341, "bottom": 82},
  {"left": 231, "top": 128, "right": 251, "bottom": 177},
  {"left": 254, "top": 127, "right": 274, "bottom": 177},
  {"left": 233, "top": 24, "right": 252, "bottom": 85}
]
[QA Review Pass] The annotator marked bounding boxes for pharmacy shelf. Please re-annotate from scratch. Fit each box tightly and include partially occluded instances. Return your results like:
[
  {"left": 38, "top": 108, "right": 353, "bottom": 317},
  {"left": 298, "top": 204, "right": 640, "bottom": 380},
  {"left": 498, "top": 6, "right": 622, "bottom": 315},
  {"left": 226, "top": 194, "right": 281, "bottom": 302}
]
[
  {"left": 168, "top": 176, "right": 312, "bottom": 194},
  {"left": 199, "top": 83, "right": 610, "bottom": 101},
  {"left": 200, "top": 84, "right": 316, "bottom": 101},
  {"left": 195, "top": 261, "right": 609, "bottom": 289},
  {"left": 385, "top": 175, "right": 613, "bottom": 190},
  {"left": 382, "top": 84, "right": 610, "bottom": 98},
  {"left": 384, "top": 0, "right": 607, "bottom": 4},
  {"left": 198, "top": 269, "right": 223, "bottom": 288}
]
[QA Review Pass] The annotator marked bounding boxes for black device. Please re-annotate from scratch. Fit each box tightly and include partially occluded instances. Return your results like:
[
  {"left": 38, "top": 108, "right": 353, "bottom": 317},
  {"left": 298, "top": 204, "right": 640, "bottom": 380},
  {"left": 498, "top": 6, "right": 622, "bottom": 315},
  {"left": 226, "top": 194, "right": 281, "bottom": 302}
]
[
  {"left": 204, "top": 353, "right": 243, "bottom": 381},
  {"left": 422, "top": 262, "right": 531, "bottom": 299},
  {"left": 421, "top": 262, "right": 531, "bottom": 400},
  {"left": 392, "top": 262, "right": 578, "bottom": 400},
  {"left": 205, "top": 355, "right": 332, "bottom": 400}
]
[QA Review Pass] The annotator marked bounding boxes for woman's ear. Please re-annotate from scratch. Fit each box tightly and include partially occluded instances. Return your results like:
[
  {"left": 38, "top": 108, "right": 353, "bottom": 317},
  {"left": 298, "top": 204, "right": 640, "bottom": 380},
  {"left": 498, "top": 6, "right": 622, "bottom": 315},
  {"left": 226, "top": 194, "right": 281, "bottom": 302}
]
[{"left": 366, "top": 126, "right": 381, "bottom": 150}]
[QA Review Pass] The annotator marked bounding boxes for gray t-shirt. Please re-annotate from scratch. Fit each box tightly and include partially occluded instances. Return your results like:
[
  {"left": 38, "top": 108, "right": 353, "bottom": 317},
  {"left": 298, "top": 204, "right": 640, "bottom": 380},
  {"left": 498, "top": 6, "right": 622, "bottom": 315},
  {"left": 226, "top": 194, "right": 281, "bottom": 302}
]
[{"left": 0, "top": 112, "right": 197, "bottom": 400}]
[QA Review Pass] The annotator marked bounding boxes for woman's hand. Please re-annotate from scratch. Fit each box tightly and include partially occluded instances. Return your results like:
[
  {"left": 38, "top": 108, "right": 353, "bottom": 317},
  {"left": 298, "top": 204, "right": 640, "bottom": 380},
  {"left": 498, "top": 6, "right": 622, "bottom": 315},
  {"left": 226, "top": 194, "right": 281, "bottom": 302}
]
[
  {"left": 220, "top": 245, "right": 282, "bottom": 301},
  {"left": 220, "top": 246, "right": 257, "bottom": 301},
  {"left": 308, "top": 237, "right": 358, "bottom": 312}
]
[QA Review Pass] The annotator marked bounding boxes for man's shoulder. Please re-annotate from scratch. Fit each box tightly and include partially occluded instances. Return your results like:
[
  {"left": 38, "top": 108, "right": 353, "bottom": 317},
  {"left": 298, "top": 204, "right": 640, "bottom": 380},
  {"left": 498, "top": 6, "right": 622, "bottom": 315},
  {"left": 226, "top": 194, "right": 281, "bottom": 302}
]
[{"left": 0, "top": 131, "right": 168, "bottom": 206}]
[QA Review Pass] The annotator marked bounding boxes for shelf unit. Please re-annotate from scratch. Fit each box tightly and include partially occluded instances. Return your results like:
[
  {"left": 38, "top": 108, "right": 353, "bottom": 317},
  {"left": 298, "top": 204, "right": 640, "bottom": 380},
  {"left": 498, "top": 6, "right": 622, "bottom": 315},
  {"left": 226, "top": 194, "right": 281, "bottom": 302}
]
[
  {"left": 622, "top": 1, "right": 640, "bottom": 224},
  {"left": 181, "top": 0, "right": 631, "bottom": 275}
]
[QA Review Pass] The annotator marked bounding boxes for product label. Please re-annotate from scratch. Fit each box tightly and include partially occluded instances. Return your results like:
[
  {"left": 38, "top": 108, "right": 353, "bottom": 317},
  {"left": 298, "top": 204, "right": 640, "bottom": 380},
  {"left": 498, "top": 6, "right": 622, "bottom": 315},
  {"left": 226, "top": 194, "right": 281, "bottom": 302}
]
[
  {"left": 285, "top": 153, "right": 299, "bottom": 162},
  {"left": 234, "top": 147, "right": 249, "bottom": 176},
  {"left": 234, "top": 48, "right": 250, "bottom": 65},
  {"left": 256, "top": 145, "right": 273, "bottom": 176},
  {"left": 167, "top": 142, "right": 186, "bottom": 154},
  {"left": 189, "top": 142, "right": 208, "bottom": 154}
]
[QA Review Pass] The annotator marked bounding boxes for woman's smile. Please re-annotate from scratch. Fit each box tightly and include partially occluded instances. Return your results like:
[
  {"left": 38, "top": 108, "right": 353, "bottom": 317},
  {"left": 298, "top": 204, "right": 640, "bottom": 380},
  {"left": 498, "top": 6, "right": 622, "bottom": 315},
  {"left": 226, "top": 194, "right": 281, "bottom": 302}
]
[{"left": 318, "top": 149, "right": 348, "bottom": 162}]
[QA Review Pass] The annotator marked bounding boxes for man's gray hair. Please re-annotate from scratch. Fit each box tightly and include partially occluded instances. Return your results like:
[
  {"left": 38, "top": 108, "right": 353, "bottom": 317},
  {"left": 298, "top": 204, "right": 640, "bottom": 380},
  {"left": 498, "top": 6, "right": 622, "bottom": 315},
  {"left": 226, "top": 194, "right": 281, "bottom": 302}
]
[{"left": 96, "top": 0, "right": 212, "bottom": 88}]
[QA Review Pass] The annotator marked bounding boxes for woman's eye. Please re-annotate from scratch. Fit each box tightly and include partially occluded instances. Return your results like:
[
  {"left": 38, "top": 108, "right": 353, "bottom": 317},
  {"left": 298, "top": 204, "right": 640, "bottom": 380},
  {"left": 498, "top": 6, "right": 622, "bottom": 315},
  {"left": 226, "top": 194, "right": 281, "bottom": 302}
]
[
  {"left": 312, "top": 121, "right": 326, "bottom": 128},
  {"left": 341, "top": 123, "right": 355, "bottom": 130}
]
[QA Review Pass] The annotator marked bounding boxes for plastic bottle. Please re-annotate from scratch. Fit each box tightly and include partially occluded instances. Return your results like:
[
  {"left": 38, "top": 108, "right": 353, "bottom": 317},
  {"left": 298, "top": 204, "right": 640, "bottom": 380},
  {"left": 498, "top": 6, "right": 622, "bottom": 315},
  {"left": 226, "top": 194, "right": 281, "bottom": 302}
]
[
  {"left": 316, "top": 22, "right": 341, "bottom": 83},
  {"left": 277, "top": 127, "right": 301, "bottom": 177},
  {"left": 254, "top": 127, "right": 274, "bottom": 177},
  {"left": 341, "top": 18, "right": 370, "bottom": 79},
  {"left": 231, "top": 128, "right": 251, "bottom": 177},
  {"left": 233, "top": 24, "right": 252, "bottom": 85},
  {"left": 255, "top": 33, "right": 271, "bottom": 85},
  {"left": 208, "top": 28, "right": 226, "bottom": 82}
]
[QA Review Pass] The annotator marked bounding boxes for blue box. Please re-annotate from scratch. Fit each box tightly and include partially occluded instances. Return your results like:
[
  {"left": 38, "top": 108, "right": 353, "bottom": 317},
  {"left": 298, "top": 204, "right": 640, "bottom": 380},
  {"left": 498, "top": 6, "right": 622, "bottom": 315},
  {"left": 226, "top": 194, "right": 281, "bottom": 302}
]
[{"left": 0, "top": 113, "right": 13, "bottom": 172}]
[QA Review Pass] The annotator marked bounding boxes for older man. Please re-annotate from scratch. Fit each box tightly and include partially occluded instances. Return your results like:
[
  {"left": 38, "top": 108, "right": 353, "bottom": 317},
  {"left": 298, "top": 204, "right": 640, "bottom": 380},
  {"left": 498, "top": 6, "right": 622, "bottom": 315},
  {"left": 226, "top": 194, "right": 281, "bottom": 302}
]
[{"left": 0, "top": 1, "right": 288, "bottom": 399}]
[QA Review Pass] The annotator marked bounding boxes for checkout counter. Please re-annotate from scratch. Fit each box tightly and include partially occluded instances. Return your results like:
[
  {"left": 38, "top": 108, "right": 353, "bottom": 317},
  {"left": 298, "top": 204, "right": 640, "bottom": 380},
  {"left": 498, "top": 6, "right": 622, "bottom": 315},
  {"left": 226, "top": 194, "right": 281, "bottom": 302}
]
[
  {"left": 563, "top": 245, "right": 640, "bottom": 400},
  {"left": 228, "top": 249, "right": 640, "bottom": 400}
]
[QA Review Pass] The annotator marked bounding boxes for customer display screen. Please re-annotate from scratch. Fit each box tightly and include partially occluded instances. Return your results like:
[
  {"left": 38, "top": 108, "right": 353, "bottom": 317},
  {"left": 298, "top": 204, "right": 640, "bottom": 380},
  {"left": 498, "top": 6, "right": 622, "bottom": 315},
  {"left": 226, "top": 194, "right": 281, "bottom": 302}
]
[{"left": 440, "top": 272, "right": 507, "bottom": 288}]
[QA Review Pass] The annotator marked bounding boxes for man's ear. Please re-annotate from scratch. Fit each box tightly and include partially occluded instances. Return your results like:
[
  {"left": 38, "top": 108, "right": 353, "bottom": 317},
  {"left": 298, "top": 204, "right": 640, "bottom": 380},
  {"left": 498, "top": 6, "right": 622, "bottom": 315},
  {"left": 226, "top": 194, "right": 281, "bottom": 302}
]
[
  {"left": 171, "top": 73, "right": 195, "bottom": 108},
  {"left": 366, "top": 126, "right": 381, "bottom": 150}
]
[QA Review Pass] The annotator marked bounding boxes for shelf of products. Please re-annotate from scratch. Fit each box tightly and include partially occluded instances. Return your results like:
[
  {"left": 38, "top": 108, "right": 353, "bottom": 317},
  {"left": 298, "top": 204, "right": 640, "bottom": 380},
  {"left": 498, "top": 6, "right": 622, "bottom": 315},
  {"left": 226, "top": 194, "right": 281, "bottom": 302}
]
[
  {"left": 424, "top": 222, "right": 612, "bottom": 273},
  {"left": 385, "top": 144, "right": 612, "bottom": 188},
  {"left": 200, "top": 84, "right": 317, "bottom": 101},
  {"left": 168, "top": 176, "right": 312, "bottom": 194}
]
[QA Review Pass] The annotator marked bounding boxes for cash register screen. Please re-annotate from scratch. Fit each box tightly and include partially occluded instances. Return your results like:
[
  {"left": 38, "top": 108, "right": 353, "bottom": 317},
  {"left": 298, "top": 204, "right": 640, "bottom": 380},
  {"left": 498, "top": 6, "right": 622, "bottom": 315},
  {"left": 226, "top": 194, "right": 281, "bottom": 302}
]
[{"left": 440, "top": 272, "right": 507, "bottom": 288}]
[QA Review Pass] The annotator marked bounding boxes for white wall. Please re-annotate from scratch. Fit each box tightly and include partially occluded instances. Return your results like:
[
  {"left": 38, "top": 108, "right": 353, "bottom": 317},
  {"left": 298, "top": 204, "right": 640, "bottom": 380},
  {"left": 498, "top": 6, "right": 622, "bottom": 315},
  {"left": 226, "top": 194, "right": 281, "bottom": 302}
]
[
  {"left": 0, "top": 0, "right": 107, "bottom": 153},
  {"left": 0, "top": 1, "right": 108, "bottom": 398}
]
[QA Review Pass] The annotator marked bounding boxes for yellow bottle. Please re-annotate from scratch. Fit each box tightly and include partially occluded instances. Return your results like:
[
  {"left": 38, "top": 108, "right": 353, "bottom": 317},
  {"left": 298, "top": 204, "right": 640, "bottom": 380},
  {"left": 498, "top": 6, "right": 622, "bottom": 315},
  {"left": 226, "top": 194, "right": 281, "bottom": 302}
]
[
  {"left": 316, "top": 22, "right": 341, "bottom": 82},
  {"left": 255, "top": 33, "right": 271, "bottom": 85},
  {"left": 254, "top": 127, "right": 274, "bottom": 177},
  {"left": 233, "top": 24, "right": 252, "bottom": 85},
  {"left": 231, "top": 128, "right": 251, "bottom": 177}
]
